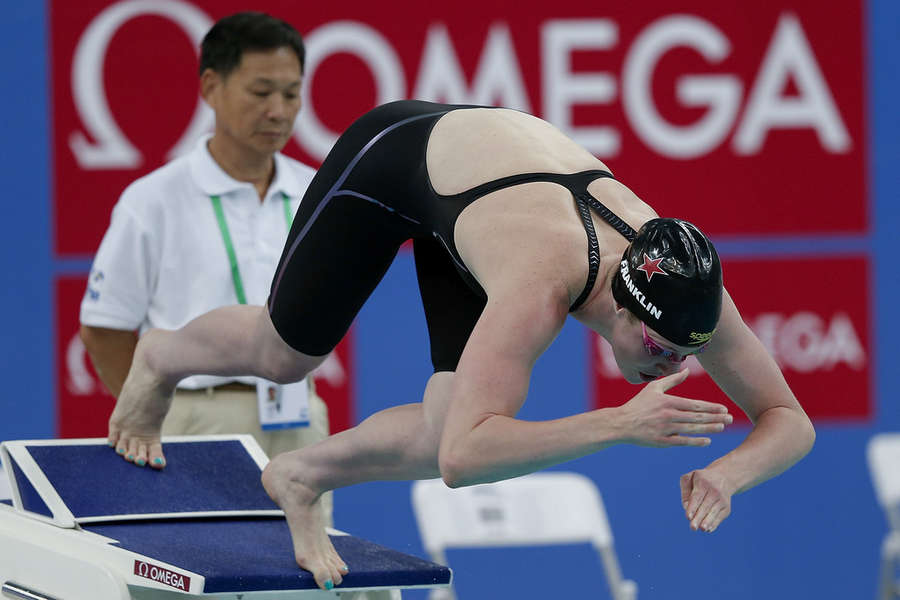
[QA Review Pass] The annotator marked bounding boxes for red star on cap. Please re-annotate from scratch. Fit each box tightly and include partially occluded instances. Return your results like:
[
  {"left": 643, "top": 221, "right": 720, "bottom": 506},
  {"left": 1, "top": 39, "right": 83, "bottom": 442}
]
[{"left": 636, "top": 253, "right": 668, "bottom": 281}]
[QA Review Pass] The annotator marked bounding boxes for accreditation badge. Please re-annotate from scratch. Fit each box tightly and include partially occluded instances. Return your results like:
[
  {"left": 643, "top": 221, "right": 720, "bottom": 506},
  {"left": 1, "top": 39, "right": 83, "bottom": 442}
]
[{"left": 256, "top": 378, "right": 310, "bottom": 430}]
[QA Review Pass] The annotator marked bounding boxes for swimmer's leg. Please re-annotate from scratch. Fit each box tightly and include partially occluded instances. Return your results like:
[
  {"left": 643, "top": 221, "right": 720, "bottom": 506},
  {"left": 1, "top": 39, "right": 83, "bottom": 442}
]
[
  {"left": 262, "top": 371, "right": 455, "bottom": 591},
  {"left": 109, "top": 305, "right": 324, "bottom": 467}
]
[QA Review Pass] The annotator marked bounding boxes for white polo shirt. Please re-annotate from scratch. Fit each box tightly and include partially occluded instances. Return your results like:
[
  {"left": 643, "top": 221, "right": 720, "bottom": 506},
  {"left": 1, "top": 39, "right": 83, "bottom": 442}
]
[{"left": 80, "top": 134, "right": 316, "bottom": 389}]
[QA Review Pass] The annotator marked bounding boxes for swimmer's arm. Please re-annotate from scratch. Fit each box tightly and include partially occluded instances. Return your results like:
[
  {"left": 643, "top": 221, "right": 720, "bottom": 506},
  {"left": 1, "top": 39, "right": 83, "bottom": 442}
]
[
  {"left": 696, "top": 289, "right": 816, "bottom": 496},
  {"left": 437, "top": 291, "right": 624, "bottom": 487}
]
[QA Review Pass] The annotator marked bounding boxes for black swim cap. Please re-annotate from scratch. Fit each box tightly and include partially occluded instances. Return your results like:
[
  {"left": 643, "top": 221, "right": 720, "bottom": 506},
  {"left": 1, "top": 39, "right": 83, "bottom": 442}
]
[{"left": 611, "top": 218, "right": 722, "bottom": 347}]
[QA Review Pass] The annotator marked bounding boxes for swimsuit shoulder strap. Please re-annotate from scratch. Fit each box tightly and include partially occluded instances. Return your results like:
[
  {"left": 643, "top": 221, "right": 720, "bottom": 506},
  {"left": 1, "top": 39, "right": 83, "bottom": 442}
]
[{"left": 443, "top": 168, "right": 634, "bottom": 312}]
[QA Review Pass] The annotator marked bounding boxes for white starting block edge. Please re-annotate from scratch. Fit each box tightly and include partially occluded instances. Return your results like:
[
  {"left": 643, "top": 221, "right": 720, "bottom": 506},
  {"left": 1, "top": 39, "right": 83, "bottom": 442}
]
[
  {"left": 0, "top": 499, "right": 190, "bottom": 599},
  {"left": 0, "top": 435, "right": 281, "bottom": 529}
]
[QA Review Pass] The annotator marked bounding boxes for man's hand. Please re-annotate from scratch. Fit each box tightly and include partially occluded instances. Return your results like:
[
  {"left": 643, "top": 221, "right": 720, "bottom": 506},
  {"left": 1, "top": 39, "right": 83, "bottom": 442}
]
[
  {"left": 680, "top": 468, "right": 734, "bottom": 532},
  {"left": 616, "top": 370, "right": 733, "bottom": 447}
]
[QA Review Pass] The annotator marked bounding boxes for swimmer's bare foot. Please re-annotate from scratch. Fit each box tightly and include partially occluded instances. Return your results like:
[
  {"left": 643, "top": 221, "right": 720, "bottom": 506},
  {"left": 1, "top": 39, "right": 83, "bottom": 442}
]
[
  {"left": 262, "top": 452, "right": 349, "bottom": 591},
  {"left": 107, "top": 330, "right": 176, "bottom": 469}
]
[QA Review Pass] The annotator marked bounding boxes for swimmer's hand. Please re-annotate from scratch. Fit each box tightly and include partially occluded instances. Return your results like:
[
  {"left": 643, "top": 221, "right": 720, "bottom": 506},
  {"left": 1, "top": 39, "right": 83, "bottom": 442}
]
[
  {"left": 680, "top": 467, "right": 734, "bottom": 533},
  {"left": 615, "top": 370, "right": 732, "bottom": 447},
  {"left": 107, "top": 331, "right": 174, "bottom": 469}
]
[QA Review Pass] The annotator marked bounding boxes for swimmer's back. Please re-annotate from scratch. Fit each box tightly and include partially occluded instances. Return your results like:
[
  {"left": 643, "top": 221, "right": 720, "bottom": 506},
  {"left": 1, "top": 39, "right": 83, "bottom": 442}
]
[{"left": 427, "top": 108, "right": 612, "bottom": 195}]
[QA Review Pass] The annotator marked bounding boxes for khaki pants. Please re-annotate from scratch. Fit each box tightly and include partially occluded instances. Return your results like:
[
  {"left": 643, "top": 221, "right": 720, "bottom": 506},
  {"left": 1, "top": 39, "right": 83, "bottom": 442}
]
[{"left": 162, "top": 380, "right": 333, "bottom": 527}]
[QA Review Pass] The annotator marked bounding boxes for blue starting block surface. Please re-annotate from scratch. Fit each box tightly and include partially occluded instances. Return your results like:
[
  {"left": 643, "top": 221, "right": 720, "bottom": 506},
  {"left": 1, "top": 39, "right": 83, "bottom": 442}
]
[
  {"left": 29, "top": 440, "right": 277, "bottom": 518},
  {"left": 85, "top": 518, "right": 449, "bottom": 593},
  {"left": 1, "top": 436, "right": 280, "bottom": 524},
  {"left": 0, "top": 436, "right": 452, "bottom": 595}
]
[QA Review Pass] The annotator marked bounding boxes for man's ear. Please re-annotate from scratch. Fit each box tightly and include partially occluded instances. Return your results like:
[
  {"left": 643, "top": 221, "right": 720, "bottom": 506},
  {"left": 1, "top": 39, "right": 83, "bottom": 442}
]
[{"left": 199, "top": 68, "right": 221, "bottom": 106}]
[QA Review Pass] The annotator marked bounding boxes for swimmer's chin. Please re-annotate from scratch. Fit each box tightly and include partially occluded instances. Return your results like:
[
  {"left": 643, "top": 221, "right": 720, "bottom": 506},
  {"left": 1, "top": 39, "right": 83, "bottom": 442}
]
[
  {"left": 618, "top": 370, "right": 643, "bottom": 385},
  {"left": 620, "top": 370, "right": 657, "bottom": 385},
  {"left": 611, "top": 360, "right": 655, "bottom": 385}
]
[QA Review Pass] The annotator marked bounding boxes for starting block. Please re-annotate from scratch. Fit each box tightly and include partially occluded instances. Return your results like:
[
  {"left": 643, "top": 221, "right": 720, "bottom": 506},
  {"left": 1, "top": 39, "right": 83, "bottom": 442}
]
[{"left": 0, "top": 435, "right": 451, "bottom": 599}]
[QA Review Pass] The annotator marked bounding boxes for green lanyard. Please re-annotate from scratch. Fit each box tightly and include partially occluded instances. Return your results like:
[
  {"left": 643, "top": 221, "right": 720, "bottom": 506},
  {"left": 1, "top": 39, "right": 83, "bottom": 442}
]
[{"left": 210, "top": 192, "right": 294, "bottom": 305}]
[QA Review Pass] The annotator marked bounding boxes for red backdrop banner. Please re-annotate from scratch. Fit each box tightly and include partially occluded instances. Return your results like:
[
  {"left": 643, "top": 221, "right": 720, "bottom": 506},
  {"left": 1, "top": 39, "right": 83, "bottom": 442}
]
[
  {"left": 50, "top": 0, "right": 869, "bottom": 433},
  {"left": 53, "top": 0, "right": 866, "bottom": 255}
]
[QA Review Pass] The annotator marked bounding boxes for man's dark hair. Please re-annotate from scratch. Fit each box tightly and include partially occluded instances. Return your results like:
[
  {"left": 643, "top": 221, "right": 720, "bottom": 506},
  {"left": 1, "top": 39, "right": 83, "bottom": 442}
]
[{"left": 199, "top": 12, "right": 305, "bottom": 78}]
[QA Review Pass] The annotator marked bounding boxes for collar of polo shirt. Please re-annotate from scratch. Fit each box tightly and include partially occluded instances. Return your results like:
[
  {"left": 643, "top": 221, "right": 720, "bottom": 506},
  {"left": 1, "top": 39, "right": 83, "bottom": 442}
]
[{"left": 189, "top": 133, "right": 305, "bottom": 202}]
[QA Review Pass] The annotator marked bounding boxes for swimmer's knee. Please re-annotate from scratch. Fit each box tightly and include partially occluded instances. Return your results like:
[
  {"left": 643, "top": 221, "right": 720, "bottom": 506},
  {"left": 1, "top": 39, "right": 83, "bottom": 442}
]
[
  {"left": 258, "top": 340, "right": 325, "bottom": 384},
  {"left": 268, "top": 352, "right": 325, "bottom": 384},
  {"left": 253, "top": 309, "right": 326, "bottom": 383}
]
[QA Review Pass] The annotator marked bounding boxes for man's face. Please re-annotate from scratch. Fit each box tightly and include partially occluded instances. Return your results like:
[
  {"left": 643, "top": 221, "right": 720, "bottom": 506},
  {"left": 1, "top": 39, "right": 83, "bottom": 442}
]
[{"left": 203, "top": 47, "right": 302, "bottom": 157}]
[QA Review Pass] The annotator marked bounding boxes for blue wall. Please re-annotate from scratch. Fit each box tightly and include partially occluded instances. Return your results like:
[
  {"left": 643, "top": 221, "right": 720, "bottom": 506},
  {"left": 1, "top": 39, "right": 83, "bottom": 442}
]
[
  {"left": 0, "top": 3, "right": 53, "bottom": 441},
  {"left": 1, "top": 1, "right": 898, "bottom": 598}
]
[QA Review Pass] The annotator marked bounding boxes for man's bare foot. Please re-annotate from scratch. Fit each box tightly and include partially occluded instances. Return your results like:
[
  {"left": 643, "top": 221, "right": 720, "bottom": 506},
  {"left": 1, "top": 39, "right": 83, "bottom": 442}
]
[
  {"left": 262, "top": 452, "right": 349, "bottom": 591},
  {"left": 107, "top": 330, "right": 176, "bottom": 469}
]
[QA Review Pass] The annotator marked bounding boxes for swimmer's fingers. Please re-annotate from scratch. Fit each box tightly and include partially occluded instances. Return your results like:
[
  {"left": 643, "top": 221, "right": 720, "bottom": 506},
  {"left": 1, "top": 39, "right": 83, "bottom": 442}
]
[
  {"left": 652, "top": 369, "right": 690, "bottom": 392},
  {"left": 681, "top": 469, "right": 733, "bottom": 532},
  {"left": 699, "top": 504, "right": 728, "bottom": 533},
  {"left": 662, "top": 434, "right": 712, "bottom": 447},
  {"left": 665, "top": 394, "right": 731, "bottom": 416}
]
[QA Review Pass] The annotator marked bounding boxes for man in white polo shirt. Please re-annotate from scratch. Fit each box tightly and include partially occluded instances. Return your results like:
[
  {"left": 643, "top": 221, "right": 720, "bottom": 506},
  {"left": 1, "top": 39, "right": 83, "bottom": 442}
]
[{"left": 79, "top": 12, "right": 331, "bottom": 521}]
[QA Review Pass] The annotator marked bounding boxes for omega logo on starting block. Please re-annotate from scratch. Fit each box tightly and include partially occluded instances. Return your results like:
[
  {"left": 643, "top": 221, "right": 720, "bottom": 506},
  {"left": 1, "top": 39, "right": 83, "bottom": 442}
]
[{"left": 133, "top": 560, "right": 191, "bottom": 591}]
